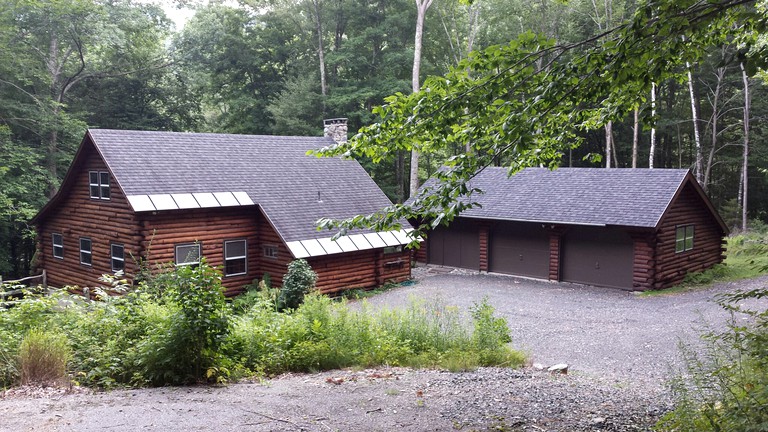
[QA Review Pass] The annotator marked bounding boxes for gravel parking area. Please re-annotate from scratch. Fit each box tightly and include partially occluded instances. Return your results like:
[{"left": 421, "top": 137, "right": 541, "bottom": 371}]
[
  {"left": 366, "top": 266, "right": 768, "bottom": 388},
  {"left": 2, "top": 269, "right": 766, "bottom": 432}
]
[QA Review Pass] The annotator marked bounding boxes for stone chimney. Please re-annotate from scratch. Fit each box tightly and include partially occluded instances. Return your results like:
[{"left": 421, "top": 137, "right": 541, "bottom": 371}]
[{"left": 323, "top": 118, "right": 348, "bottom": 144}]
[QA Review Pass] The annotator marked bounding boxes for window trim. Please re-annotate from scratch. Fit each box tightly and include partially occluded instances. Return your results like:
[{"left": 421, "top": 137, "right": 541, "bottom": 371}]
[
  {"left": 263, "top": 245, "right": 278, "bottom": 259},
  {"left": 52, "top": 233, "right": 64, "bottom": 259},
  {"left": 675, "top": 225, "right": 695, "bottom": 253},
  {"left": 79, "top": 237, "right": 92, "bottom": 266},
  {"left": 111, "top": 243, "right": 125, "bottom": 273},
  {"left": 88, "top": 170, "right": 111, "bottom": 200},
  {"left": 224, "top": 239, "right": 247, "bottom": 277},
  {"left": 175, "top": 243, "right": 201, "bottom": 267}
]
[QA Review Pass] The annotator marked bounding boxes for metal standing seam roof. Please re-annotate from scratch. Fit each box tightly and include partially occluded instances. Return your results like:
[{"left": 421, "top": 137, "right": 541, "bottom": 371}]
[
  {"left": 417, "top": 167, "right": 691, "bottom": 228},
  {"left": 86, "top": 129, "right": 413, "bottom": 255}
]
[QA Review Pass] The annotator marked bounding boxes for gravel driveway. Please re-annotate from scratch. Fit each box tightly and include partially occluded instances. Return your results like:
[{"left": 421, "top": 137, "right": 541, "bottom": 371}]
[
  {"left": 2, "top": 269, "right": 766, "bottom": 432},
  {"left": 366, "top": 266, "right": 768, "bottom": 388}
]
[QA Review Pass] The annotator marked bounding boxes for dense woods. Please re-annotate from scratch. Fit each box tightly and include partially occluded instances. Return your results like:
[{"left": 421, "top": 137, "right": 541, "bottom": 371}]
[{"left": 1, "top": 0, "right": 766, "bottom": 280}]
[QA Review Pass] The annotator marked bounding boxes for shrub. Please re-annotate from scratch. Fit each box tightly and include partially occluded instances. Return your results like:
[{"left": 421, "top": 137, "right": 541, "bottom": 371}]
[
  {"left": 143, "top": 260, "right": 229, "bottom": 385},
  {"left": 18, "top": 329, "right": 71, "bottom": 386},
  {"left": 278, "top": 259, "right": 317, "bottom": 311},
  {"left": 657, "top": 287, "right": 768, "bottom": 431}
]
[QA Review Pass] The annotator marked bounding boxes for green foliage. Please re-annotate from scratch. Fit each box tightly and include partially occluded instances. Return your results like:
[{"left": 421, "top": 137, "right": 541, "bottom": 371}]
[
  {"left": 657, "top": 287, "right": 768, "bottom": 431},
  {"left": 278, "top": 259, "right": 318, "bottom": 311},
  {"left": 228, "top": 294, "right": 526, "bottom": 375},
  {"left": 18, "top": 329, "right": 71, "bottom": 386},
  {"left": 314, "top": 0, "right": 765, "bottom": 239},
  {"left": 150, "top": 260, "right": 230, "bottom": 384}
]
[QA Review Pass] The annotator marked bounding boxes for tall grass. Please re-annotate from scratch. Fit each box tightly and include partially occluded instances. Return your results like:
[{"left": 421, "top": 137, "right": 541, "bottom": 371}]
[
  {"left": 228, "top": 292, "right": 525, "bottom": 375},
  {"left": 18, "top": 330, "right": 71, "bottom": 386}
]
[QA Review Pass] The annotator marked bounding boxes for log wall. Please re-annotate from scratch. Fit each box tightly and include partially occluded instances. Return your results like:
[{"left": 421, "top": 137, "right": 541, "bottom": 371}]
[
  {"left": 140, "top": 207, "right": 262, "bottom": 296},
  {"left": 629, "top": 232, "right": 656, "bottom": 290},
  {"left": 653, "top": 183, "right": 726, "bottom": 288},
  {"left": 36, "top": 146, "right": 141, "bottom": 289},
  {"left": 308, "top": 248, "right": 411, "bottom": 295},
  {"left": 478, "top": 224, "right": 489, "bottom": 272}
]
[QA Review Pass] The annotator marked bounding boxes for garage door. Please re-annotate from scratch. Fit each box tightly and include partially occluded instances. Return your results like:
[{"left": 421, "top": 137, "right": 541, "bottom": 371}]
[
  {"left": 428, "top": 220, "right": 479, "bottom": 270},
  {"left": 561, "top": 226, "right": 634, "bottom": 289},
  {"left": 489, "top": 222, "right": 550, "bottom": 278}
]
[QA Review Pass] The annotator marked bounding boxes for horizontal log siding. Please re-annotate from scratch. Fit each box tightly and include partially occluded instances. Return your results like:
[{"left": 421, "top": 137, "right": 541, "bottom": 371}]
[
  {"left": 140, "top": 207, "right": 261, "bottom": 296},
  {"left": 256, "top": 218, "right": 292, "bottom": 289},
  {"left": 630, "top": 233, "right": 656, "bottom": 290},
  {"left": 413, "top": 240, "right": 427, "bottom": 263},
  {"left": 548, "top": 229, "right": 562, "bottom": 281},
  {"left": 654, "top": 184, "right": 726, "bottom": 289},
  {"left": 379, "top": 249, "right": 412, "bottom": 284},
  {"left": 37, "top": 148, "right": 140, "bottom": 289},
  {"left": 308, "top": 250, "right": 378, "bottom": 294},
  {"left": 479, "top": 224, "right": 489, "bottom": 272}
]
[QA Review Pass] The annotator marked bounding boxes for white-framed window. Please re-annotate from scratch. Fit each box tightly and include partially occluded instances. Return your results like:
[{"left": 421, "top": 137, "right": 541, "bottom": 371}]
[
  {"left": 224, "top": 239, "right": 247, "bottom": 276},
  {"left": 175, "top": 243, "right": 201, "bottom": 267},
  {"left": 52, "top": 233, "right": 64, "bottom": 259},
  {"left": 79, "top": 237, "right": 92, "bottom": 266},
  {"left": 111, "top": 244, "right": 125, "bottom": 272},
  {"left": 675, "top": 225, "right": 695, "bottom": 253},
  {"left": 263, "top": 245, "right": 278, "bottom": 259},
  {"left": 89, "top": 171, "right": 111, "bottom": 200}
]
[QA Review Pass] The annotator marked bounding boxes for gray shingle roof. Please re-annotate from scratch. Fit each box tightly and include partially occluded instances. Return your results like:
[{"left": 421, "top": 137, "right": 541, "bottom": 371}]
[
  {"left": 88, "top": 129, "right": 397, "bottom": 242},
  {"left": 427, "top": 167, "right": 691, "bottom": 228}
]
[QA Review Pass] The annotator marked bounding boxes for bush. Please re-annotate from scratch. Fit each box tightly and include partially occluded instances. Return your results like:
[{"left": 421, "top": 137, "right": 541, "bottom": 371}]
[
  {"left": 278, "top": 259, "right": 317, "bottom": 311},
  {"left": 657, "top": 287, "right": 768, "bottom": 431},
  {"left": 18, "top": 329, "right": 71, "bottom": 386}
]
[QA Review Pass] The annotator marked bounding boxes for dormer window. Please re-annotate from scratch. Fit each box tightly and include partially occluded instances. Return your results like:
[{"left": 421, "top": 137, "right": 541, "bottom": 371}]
[{"left": 89, "top": 171, "right": 110, "bottom": 200}]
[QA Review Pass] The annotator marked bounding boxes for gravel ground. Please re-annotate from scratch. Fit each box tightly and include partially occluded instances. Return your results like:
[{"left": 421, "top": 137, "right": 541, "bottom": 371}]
[{"left": 2, "top": 269, "right": 766, "bottom": 432}]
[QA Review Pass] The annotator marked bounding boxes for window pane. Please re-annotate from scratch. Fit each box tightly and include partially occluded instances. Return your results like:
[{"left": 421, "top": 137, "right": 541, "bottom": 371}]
[
  {"left": 81, "top": 252, "right": 92, "bottom": 265},
  {"left": 675, "top": 227, "right": 684, "bottom": 242},
  {"left": 112, "top": 244, "right": 124, "bottom": 260},
  {"left": 90, "top": 185, "right": 100, "bottom": 198},
  {"left": 80, "top": 238, "right": 91, "bottom": 250},
  {"left": 89, "top": 172, "right": 98, "bottom": 184},
  {"left": 225, "top": 240, "right": 246, "bottom": 258},
  {"left": 225, "top": 258, "right": 246, "bottom": 276},
  {"left": 53, "top": 245, "right": 63, "bottom": 258},
  {"left": 685, "top": 237, "right": 694, "bottom": 250},
  {"left": 112, "top": 258, "right": 124, "bottom": 272},
  {"left": 101, "top": 185, "right": 110, "bottom": 199},
  {"left": 100, "top": 172, "right": 110, "bottom": 185},
  {"left": 675, "top": 239, "right": 684, "bottom": 253},
  {"left": 176, "top": 244, "right": 200, "bottom": 265}
]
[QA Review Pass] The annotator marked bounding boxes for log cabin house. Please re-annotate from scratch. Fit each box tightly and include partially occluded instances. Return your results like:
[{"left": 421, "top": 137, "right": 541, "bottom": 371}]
[
  {"left": 32, "top": 121, "right": 413, "bottom": 296},
  {"left": 414, "top": 168, "right": 727, "bottom": 290}
]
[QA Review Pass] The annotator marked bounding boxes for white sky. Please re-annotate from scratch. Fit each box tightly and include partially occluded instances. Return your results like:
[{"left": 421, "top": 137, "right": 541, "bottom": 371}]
[{"left": 141, "top": 1, "right": 241, "bottom": 31}]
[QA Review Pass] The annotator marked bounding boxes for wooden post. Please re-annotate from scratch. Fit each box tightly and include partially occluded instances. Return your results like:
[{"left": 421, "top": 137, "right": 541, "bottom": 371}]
[{"left": 42, "top": 269, "right": 47, "bottom": 289}]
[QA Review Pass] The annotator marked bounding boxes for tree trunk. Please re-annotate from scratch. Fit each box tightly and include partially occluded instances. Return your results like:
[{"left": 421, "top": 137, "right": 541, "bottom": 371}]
[
  {"left": 686, "top": 62, "right": 702, "bottom": 183},
  {"left": 409, "top": 0, "right": 433, "bottom": 199},
  {"left": 648, "top": 82, "right": 656, "bottom": 169},
  {"left": 703, "top": 67, "right": 724, "bottom": 193},
  {"left": 604, "top": 121, "right": 613, "bottom": 168},
  {"left": 740, "top": 62, "right": 750, "bottom": 232},
  {"left": 312, "top": 0, "right": 327, "bottom": 99},
  {"left": 632, "top": 108, "right": 639, "bottom": 168}
]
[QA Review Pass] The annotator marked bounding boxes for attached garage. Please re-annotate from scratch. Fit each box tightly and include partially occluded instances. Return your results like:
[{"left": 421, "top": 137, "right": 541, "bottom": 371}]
[
  {"left": 489, "top": 221, "right": 550, "bottom": 278},
  {"left": 561, "top": 226, "right": 634, "bottom": 289},
  {"left": 414, "top": 167, "right": 728, "bottom": 290},
  {"left": 428, "top": 220, "right": 479, "bottom": 270}
]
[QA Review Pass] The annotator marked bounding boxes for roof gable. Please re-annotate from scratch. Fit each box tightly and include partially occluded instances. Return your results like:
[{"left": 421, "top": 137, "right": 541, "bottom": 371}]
[{"left": 421, "top": 167, "right": 719, "bottom": 229}]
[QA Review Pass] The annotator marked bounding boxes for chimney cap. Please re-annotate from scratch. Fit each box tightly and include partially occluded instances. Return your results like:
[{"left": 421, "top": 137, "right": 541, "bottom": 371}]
[{"left": 323, "top": 118, "right": 348, "bottom": 126}]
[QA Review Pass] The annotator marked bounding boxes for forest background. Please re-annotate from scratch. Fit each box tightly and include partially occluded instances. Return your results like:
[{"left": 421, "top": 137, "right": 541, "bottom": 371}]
[{"left": 0, "top": 0, "right": 765, "bottom": 280}]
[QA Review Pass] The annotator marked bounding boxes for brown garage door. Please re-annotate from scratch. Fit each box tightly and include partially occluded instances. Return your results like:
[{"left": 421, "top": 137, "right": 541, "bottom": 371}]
[
  {"left": 428, "top": 220, "right": 479, "bottom": 270},
  {"left": 489, "top": 222, "right": 550, "bottom": 278},
  {"left": 561, "top": 226, "right": 634, "bottom": 289}
]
